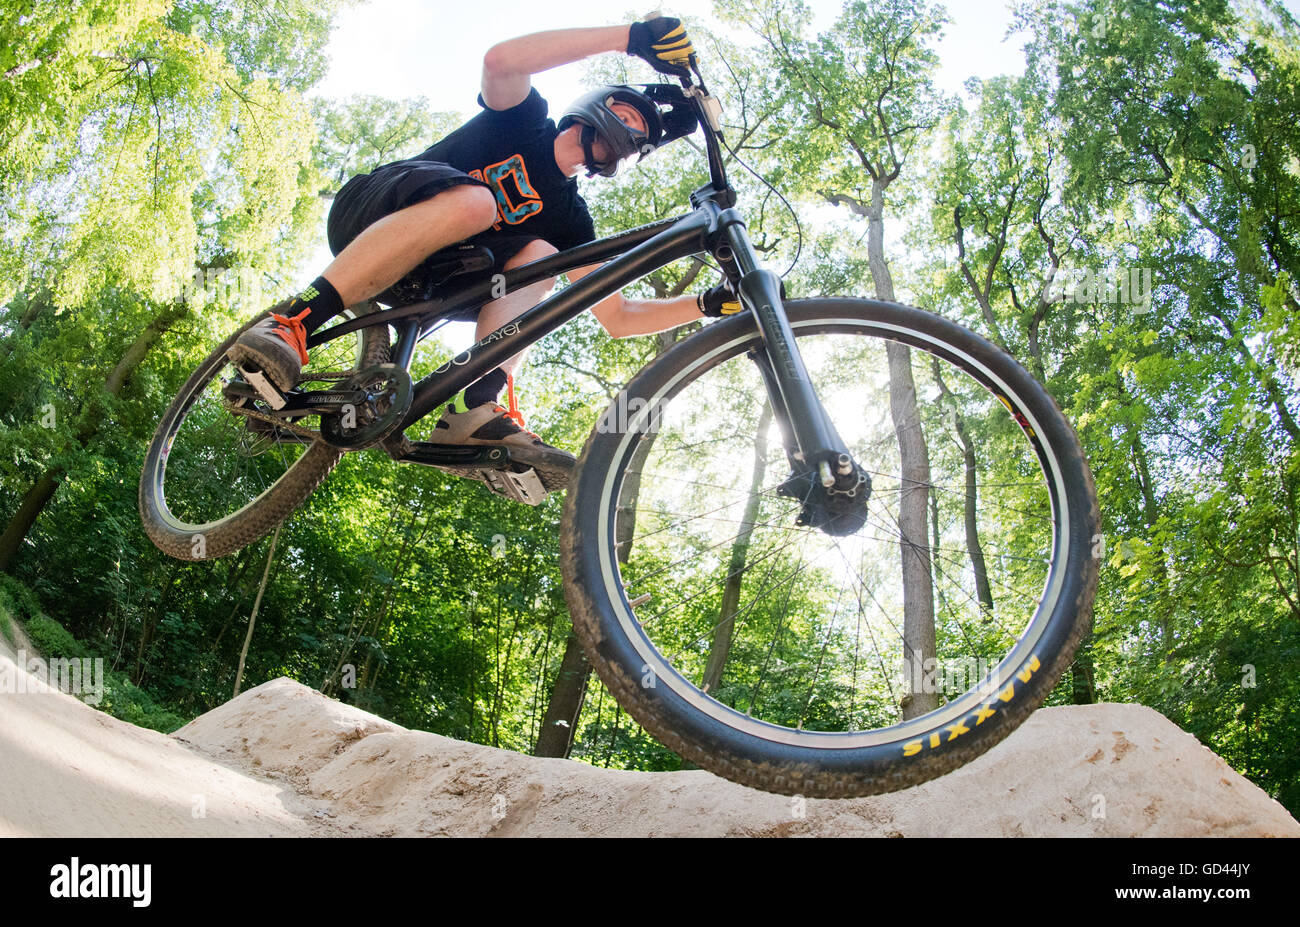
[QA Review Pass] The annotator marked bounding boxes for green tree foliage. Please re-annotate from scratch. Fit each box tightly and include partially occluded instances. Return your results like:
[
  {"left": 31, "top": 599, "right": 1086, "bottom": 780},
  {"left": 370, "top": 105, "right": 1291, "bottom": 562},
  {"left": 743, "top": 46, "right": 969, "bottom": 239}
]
[
  {"left": 0, "top": 0, "right": 345, "bottom": 573},
  {"left": 2, "top": 0, "right": 1298, "bottom": 813},
  {"left": 313, "top": 96, "right": 460, "bottom": 194}
]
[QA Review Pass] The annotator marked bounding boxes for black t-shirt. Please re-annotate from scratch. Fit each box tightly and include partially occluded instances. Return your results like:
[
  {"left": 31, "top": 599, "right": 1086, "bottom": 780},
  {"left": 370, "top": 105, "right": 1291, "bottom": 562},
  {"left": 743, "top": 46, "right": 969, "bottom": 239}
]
[{"left": 416, "top": 88, "right": 596, "bottom": 252}]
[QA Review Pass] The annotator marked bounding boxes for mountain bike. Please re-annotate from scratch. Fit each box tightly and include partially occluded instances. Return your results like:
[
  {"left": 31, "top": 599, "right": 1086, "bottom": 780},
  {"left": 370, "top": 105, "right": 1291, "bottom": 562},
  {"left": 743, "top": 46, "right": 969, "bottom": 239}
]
[{"left": 139, "top": 63, "right": 1099, "bottom": 798}]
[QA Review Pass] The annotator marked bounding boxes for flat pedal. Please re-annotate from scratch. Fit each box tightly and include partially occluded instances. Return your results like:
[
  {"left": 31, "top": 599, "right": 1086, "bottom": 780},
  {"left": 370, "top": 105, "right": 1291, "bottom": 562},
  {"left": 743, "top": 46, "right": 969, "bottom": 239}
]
[
  {"left": 397, "top": 440, "right": 570, "bottom": 503},
  {"left": 434, "top": 464, "right": 550, "bottom": 505},
  {"left": 233, "top": 362, "right": 288, "bottom": 410},
  {"left": 481, "top": 466, "right": 548, "bottom": 506}
]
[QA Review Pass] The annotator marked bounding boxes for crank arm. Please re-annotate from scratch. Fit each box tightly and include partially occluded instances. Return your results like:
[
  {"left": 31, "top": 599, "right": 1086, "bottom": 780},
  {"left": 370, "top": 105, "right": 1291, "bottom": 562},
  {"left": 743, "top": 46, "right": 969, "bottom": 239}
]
[
  {"left": 275, "top": 389, "right": 371, "bottom": 416},
  {"left": 225, "top": 372, "right": 370, "bottom": 418},
  {"left": 397, "top": 441, "right": 512, "bottom": 470}
]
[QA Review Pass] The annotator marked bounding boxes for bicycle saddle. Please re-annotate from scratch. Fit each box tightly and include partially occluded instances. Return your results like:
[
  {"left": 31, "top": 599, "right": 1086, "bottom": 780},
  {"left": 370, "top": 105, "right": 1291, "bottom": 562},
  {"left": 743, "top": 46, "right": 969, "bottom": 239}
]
[{"left": 379, "top": 243, "right": 495, "bottom": 307}]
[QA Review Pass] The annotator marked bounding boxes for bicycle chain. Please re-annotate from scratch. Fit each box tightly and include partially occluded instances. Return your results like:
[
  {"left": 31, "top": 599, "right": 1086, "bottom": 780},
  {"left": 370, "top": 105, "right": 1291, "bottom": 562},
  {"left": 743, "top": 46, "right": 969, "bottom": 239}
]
[{"left": 223, "top": 401, "right": 323, "bottom": 441}]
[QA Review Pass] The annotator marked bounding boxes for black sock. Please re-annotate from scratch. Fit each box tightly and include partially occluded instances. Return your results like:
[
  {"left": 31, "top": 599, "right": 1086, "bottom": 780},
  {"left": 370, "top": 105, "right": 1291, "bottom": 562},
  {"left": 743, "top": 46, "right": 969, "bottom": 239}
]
[
  {"left": 464, "top": 367, "right": 508, "bottom": 408},
  {"left": 288, "top": 276, "right": 344, "bottom": 334}
]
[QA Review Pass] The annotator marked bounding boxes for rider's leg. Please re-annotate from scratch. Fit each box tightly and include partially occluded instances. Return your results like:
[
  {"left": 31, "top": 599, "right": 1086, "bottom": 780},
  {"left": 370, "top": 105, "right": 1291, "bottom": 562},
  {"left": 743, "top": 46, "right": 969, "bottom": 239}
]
[
  {"left": 463, "top": 239, "right": 560, "bottom": 408},
  {"left": 229, "top": 183, "right": 499, "bottom": 392},
  {"left": 322, "top": 184, "right": 500, "bottom": 315},
  {"left": 432, "top": 239, "right": 574, "bottom": 469}
]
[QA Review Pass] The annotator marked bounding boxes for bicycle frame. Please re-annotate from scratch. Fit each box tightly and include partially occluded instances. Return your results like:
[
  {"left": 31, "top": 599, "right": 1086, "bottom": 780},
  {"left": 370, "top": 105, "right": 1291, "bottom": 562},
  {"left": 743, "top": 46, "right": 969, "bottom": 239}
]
[{"left": 301, "top": 76, "right": 854, "bottom": 482}]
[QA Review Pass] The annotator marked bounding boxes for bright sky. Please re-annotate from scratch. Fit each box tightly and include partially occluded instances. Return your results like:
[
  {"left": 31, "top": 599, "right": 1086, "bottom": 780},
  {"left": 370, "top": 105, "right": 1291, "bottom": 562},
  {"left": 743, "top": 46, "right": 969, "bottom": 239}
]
[
  {"left": 313, "top": 0, "right": 1300, "bottom": 110},
  {"left": 314, "top": 0, "right": 1038, "bottom": 109}
]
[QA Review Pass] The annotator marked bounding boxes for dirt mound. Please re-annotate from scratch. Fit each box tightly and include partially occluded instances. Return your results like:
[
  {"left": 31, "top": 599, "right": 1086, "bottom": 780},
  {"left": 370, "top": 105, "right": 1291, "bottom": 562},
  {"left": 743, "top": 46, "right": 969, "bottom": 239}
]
[
  {"left": 174, "top": 678, "right": 1300, "bottom": 837},
  {"left": 3, "top": 651, "right": 1297, "bottom": 836},
  {"left": 0, "top": 653, "right": 325, "bottom": 836}
]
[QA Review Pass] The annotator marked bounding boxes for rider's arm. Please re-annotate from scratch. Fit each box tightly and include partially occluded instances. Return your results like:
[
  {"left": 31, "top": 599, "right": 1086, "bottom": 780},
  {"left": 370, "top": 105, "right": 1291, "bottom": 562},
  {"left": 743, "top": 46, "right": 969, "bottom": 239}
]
[
  {"left": 482, "top": 26, "right": 631, "bottom": 111},
  {"left": 568, "top": 263, "right": 706, "bottom": 338}
]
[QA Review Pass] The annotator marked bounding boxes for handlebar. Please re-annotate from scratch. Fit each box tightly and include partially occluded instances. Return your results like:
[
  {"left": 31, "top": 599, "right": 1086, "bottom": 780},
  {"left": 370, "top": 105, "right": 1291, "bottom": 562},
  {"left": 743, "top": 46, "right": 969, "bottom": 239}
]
[{"left": 673, "top": 56, "right": 732, "bottom": 195}]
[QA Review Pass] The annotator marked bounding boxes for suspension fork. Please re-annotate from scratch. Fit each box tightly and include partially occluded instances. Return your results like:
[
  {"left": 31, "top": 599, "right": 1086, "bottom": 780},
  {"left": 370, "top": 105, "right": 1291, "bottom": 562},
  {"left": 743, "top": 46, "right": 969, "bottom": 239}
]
[{"left": 716, "top": 210, "right": 853, "bottom": 486}]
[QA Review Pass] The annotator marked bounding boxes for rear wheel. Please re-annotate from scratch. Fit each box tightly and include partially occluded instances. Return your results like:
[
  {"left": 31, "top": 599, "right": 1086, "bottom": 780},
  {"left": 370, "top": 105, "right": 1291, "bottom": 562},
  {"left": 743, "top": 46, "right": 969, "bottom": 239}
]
[
  {"left": 561, "top": 298, "right": 1098, "bottom": 797},
  {"left": 139, "top": 301, "right": 390, "bottom": 561}
]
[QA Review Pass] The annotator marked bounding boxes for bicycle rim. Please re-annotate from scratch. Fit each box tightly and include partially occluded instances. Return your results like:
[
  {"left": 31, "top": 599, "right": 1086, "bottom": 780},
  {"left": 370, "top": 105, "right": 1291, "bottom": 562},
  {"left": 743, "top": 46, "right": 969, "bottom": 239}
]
[
  {"left": 574, "top": 301, "right": 1092, "bottom": 757},
  {"left": 149, "top": 311, "right": 380, "bottom": 535}
]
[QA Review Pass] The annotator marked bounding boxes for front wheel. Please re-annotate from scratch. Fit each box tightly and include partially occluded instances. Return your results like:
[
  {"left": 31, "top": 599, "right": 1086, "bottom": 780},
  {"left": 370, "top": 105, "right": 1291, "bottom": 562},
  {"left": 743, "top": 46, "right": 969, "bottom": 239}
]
[{"left": 560, "top": 298, "right": 1098, "bottom": 797}]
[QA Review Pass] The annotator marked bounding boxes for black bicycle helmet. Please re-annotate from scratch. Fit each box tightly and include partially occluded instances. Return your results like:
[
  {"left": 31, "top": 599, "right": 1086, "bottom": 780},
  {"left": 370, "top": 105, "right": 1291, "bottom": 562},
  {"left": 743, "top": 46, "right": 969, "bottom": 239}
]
[{"left": 557, "top": 84, "right": 698, "bottom": 178}]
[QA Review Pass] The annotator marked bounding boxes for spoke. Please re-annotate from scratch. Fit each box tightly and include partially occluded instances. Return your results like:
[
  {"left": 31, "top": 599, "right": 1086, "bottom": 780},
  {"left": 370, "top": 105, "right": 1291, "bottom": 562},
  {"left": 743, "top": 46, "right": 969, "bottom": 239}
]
[
  {"left": 659, "top": 549, "right": 813, "bottom": 690},
  {"left": 634, "top": 528, "right": 809, "bottom": 628},
  {"left": 747, "top": 529, "right": 813, "bottom": 717},
  {"left": 798, "top": 557, "right": 854, "bottom": 730},
  {"left": 630, "top": 494, "right": 869, "bottom": 558},
  {"left": 159, "top": 327, "right": 369, "bottom": 527},
  {"left": 633, "top": 474, "right": 819, "bottom": 629},
  {"left": 627, "top": 516, "right": 809, "bottom": 602}
]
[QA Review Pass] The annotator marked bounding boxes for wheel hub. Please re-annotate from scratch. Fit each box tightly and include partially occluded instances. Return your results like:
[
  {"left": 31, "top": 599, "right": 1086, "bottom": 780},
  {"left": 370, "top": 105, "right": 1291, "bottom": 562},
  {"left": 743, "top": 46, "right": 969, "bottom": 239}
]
[{"left": 777, "top": 461, "right": 873, "bottom": 537}]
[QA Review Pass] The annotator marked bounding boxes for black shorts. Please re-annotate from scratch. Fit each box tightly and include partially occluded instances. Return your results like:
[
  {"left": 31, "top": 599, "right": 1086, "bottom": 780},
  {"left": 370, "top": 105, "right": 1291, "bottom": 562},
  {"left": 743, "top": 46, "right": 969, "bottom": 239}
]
[{"left": 327, "top": 159, "right": 541, "bottom": 312}]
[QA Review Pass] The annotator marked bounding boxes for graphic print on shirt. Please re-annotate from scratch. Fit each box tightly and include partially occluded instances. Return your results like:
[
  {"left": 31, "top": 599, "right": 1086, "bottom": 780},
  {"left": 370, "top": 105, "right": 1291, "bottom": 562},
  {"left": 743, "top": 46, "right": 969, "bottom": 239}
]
[{"left": 470, "top": 154, "right": 543, "bottom": 231}]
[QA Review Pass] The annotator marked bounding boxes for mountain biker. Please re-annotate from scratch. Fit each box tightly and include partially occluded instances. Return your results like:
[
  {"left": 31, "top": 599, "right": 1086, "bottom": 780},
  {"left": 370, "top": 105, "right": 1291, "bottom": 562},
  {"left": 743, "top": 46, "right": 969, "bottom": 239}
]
[{"left": 227, "top": 17, "right": 741, "bottom": 478}]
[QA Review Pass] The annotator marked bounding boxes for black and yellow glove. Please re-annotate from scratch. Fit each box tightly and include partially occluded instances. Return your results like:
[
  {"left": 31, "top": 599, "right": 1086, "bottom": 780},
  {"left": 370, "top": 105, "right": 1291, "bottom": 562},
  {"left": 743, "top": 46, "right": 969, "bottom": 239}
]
[
  {"left": 627, "top": 16, "right": 695, "bottom": 78},
  {"left": 698, "top": 282, "right": 743, "bottom": 317}
]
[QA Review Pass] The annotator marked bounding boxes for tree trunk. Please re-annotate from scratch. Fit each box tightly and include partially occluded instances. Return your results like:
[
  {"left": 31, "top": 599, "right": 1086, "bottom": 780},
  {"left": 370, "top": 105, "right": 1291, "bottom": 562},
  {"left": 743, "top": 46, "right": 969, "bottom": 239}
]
[
  {"left": 0, "top": 301, "right": 189, "bottom": 573},
  {"left": 702, "top": 402, "right": 772, "bottom": 695},
  {"left": 489, "top": 588, "right": 522, "bottom": 749},
  {"left": 533, "top": 631, "right": 591, "bottom": 757},
  {"left": 532, "top": 432, "right": 652, "bottom": 758},
  {"left": 889, "top": 341, "right": 939, "bottom": 719},
  {"left": 1113, "top": 371, "right": 1175, "bottom": 661},
  {"left": 0, "top": 471, "right": 62, "bottom": 573},
  {"left": 132, "top": 559, "right": 184, "bottom": 685},
  {"left": 602, "top": 706, "right": 623, "bottom": 768},
  {"left": 1071, "top": 641, "right": 1097, "bottom": 704},
  {"left": 864, "top": 177, "right": 937, "bottom": 719},
  {"left": 0, "top": 288, "right": 51, "bottom": 363},
  {"left": 467, "top": 597, "right": 479, "bottom": 740},
  {"left": 529, "top": 609, "right": 559, "bottom": 745},
  {"left": 321, "top": 507, "right": 420, "bottom": 696},
  {"left": 960, "top": 426, "right": 994, "bottom": 617},
  {"left": 490, "top": 590, "right": 503, "bottom": 746},
  {"left": 534, "top": 397, "right": 654, "bottom": 758},
  {"left": 211, "top": 547, "right": 259, "bottom": 651},
  {"left": 233, "top": 524, "right": 281, "bottom": 698},
  {"left": 356, "top": 509, "right": 431, "bottom": 695},
  {"left": 929, "top": 358, "right": 994, "bottom": 617}
]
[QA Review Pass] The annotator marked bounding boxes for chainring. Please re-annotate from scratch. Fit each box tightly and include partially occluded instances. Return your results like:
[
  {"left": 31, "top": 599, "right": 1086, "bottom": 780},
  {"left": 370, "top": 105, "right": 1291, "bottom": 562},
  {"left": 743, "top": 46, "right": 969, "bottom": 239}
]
[{"left": 318, "top": 364, "right": 413, "bottom": 451}]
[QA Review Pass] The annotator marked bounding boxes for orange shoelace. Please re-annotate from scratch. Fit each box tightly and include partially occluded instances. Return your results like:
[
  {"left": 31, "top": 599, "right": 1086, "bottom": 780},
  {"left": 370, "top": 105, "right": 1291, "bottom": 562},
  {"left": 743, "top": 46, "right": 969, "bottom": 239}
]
[
  {"left": 270, "top": 306, "right": 311, "bottom": 365},
  {"left": 502, "top": 373, "right": 525, "bottom": 429}
]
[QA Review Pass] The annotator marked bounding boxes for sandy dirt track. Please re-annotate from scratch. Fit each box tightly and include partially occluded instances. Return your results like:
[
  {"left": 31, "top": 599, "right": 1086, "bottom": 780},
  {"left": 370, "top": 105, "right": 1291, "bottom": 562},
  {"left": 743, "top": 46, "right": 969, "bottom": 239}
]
[{"left": 2, "top": 636, "right": 1296, "bottom": 837}]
